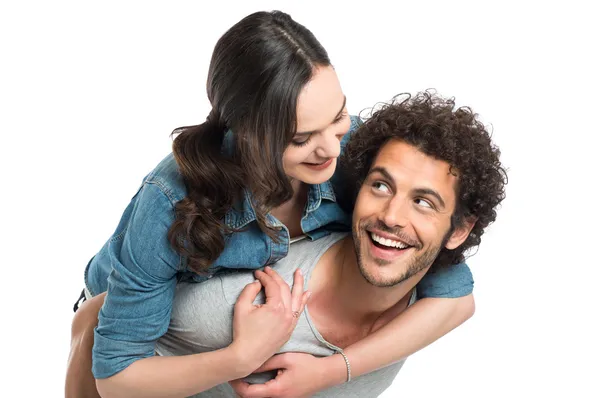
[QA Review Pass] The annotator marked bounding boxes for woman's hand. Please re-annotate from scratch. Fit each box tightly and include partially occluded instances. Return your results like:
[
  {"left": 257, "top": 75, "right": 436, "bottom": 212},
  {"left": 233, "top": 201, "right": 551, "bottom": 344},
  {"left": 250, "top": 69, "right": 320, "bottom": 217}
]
[
  {"left": 229, "top": 352, "right": 343, "bottom": 398},
  {"left": 230, "top": 266, "right": 310, "bottom": 374}
]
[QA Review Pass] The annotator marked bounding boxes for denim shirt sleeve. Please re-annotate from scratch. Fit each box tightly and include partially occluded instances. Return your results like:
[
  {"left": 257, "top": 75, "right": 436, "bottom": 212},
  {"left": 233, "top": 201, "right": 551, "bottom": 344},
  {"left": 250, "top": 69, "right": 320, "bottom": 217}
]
[
  {"left": 92, "top": 182, "right": 180, "bottom": 379},
  {"left": 416, "top": 262, "right": 474, "bottom": 298}
]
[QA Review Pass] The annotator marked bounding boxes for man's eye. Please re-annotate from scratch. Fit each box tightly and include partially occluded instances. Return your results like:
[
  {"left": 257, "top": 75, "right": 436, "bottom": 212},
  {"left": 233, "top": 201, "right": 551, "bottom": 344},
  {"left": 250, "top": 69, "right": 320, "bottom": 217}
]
[
  {"left": 372, "top": 182, "right": 390, "bottom": 193},
  {"left": 415, "top": 198, "right": 433, "bottom": 209}
]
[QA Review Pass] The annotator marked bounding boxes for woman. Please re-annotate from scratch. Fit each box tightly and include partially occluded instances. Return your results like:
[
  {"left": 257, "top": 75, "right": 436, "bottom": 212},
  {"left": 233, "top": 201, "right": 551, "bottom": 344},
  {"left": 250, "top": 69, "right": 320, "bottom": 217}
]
[{"left": 67, "top": 10, "right": 475, "bottom": 398}]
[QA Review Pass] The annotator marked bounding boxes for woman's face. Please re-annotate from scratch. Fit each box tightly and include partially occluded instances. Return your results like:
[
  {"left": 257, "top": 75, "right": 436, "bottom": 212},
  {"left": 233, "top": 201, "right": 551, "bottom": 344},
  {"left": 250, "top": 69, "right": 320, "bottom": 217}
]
[{"left": 282, "top": 65, "right": 350, "bottom": 185}]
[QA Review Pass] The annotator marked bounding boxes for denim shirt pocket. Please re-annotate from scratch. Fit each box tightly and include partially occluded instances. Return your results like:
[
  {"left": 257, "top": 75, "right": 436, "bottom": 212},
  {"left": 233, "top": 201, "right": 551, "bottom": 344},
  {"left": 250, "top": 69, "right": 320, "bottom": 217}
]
[{"left": 209, "top": 222, "right": 273, "bottom": 271}]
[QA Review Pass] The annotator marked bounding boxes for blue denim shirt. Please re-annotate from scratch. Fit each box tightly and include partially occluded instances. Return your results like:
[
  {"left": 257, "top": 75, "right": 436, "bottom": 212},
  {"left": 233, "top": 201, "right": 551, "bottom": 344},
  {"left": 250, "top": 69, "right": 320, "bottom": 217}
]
[{"left": 86, "top": 116, "right": 474, "bottom": 378}]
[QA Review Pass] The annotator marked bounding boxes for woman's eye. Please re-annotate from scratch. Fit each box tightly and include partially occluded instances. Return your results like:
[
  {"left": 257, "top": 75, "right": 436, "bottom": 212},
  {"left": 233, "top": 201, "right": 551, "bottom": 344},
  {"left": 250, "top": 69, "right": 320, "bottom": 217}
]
[
  {"left": 291, "top": 135, "right": 312, "bottom": 147},
  {"left": 333, "top": 111, "right": 348, "bottom": 124},
  {"left": 415, "top": 198, "right": 433, "bottom": 209}
]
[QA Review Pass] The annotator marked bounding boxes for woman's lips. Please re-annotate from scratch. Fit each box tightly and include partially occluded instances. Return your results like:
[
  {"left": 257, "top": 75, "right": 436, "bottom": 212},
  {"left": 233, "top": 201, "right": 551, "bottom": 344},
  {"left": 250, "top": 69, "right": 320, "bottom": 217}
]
[{"left": 302, "top": 158, "right": 334, "bottom": 171}]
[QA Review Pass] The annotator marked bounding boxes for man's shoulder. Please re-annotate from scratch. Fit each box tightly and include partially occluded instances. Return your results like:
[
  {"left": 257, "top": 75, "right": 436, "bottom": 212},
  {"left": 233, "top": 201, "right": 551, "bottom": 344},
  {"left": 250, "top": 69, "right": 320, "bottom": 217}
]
[
  {"left": 280, "top": 233, "right": 348, "bottom": 278},
  {"left": 216, "top": 233, "right": 347, "bottom": 305}
]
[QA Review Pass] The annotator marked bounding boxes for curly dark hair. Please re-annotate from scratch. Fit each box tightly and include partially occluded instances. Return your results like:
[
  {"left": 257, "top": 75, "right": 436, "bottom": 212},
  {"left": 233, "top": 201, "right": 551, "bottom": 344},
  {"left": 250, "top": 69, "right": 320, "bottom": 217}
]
[{"left": 340, "top": 90, "right": 507, "bottom": 269}]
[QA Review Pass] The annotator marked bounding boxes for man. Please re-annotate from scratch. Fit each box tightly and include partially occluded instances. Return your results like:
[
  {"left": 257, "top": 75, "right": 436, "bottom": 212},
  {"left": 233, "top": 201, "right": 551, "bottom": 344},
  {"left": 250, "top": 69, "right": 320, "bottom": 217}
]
[{"left": 156, "top": 91, "right": 507, "bottom": 397}]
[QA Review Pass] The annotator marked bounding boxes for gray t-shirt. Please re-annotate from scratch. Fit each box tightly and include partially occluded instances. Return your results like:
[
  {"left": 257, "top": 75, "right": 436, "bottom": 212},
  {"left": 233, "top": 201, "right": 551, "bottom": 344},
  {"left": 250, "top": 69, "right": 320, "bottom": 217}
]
[{"left": 156, "top": 232, "right": 415, "bottom": 397}]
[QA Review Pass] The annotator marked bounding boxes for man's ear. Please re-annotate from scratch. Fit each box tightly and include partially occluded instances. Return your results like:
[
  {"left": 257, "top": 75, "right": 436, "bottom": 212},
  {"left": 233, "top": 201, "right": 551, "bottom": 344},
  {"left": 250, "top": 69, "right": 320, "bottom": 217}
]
[{"left": 445, "top": 217, "right": 477, "bottom": 250}]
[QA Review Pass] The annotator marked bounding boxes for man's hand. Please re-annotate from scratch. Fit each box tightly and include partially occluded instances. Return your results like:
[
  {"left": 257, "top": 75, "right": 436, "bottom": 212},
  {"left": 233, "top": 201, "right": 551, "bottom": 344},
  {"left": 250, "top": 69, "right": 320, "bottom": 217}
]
[{"left": 229, "top": 352, "right": 346, "bottom": 398}]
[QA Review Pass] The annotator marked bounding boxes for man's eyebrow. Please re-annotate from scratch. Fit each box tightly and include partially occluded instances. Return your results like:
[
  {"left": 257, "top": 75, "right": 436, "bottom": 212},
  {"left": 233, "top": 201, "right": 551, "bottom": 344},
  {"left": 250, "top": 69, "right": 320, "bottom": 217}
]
[
  {"left": 367, "top": 167, "right": 395, "bottom": 186},
  {"left": 413, "top": 188, "right": 446, "bottom": 209},
  {"left": 295, "top": 95, "right": 347, "bottom": 136}
]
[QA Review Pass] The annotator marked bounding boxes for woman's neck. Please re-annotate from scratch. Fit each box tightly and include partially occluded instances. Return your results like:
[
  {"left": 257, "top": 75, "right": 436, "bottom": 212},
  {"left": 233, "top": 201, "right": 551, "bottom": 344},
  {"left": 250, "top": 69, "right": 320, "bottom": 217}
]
[{"left": 270, "top": 179, "right": 307, "bottom": 238}]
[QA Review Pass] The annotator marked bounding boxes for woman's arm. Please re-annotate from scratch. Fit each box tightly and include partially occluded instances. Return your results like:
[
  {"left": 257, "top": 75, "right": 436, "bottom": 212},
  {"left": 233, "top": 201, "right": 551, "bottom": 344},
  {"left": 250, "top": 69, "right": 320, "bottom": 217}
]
[
  {"left": 230, "top": 263, "right": 475, "bottom": 397},
  {"left": 97, "top": 267, "right": 310, "bottom": 398},
  {"left": 69, "top": 292, "right": 248, "bottom": 398},
  {"left": 340, "top": 261, "right": 476, "bottom": 378},
  {"left": 97, "top": 347, "right": 251, "bottom": 398},
  {"left": 89, "top": 182, "right": 182, "bottom": 380},
  {"left": 339, "top": 294, "right": 475, "bottom": 378},
  {"left": 230, "top": 295, "right": 474, "bottom": 397},
  {"left": 85, "top": 180, "right": 305, "bottom": 396}
]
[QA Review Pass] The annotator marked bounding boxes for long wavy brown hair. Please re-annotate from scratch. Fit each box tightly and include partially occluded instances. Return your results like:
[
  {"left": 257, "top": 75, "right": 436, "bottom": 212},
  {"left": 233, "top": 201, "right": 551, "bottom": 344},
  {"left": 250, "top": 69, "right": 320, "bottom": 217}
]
[{"left": 168, "top": 11, "right": 331, "bottom": 273}]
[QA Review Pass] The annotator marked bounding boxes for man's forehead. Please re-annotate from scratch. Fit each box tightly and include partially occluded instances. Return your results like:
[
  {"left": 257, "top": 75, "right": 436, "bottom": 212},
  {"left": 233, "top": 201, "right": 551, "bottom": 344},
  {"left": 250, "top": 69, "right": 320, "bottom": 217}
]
[{"left": 371, "top": 140, "right": 458, "bottom": 194}]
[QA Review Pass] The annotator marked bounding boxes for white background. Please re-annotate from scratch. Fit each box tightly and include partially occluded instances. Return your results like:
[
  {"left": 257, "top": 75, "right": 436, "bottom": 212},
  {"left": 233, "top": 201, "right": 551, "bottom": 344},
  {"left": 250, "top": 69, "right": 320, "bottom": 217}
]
[{"left": 1, "top": 1, "right": 599, "bottom": 396}]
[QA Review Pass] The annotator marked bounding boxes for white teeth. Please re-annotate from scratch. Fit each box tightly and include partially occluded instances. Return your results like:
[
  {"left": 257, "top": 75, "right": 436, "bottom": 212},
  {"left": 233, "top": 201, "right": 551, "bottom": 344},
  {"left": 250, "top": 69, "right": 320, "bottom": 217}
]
[{"left": 370, "top": 233, "right": 409, "bottom": 249}]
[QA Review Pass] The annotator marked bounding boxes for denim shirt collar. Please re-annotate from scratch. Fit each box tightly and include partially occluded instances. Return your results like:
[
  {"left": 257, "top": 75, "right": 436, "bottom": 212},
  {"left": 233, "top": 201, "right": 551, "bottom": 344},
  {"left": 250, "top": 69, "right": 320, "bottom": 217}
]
[
  {"left": 221, "top": 129, "right": 337, "bottom": 229},
  {"left": 224, "top": 180, "right": 337, "bottom": 230}
]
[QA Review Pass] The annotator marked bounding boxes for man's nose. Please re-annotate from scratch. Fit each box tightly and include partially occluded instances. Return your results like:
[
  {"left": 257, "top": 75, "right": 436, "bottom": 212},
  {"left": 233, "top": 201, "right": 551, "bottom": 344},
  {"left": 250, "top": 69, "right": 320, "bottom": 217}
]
[{"left": 379, "top": 197, "right": 409, "bottom": 229}]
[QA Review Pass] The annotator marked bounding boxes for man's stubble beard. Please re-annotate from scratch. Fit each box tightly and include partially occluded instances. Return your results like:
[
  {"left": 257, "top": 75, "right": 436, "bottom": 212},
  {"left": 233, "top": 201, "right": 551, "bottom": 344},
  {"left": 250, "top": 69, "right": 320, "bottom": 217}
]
[{"left": 351, "top": 223, "right": 452, "bottom": 288}]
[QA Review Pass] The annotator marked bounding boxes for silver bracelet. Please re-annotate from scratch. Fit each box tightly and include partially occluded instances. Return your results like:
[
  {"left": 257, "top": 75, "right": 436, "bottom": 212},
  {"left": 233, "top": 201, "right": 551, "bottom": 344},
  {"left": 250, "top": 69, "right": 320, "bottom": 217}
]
[{"left": 338, "top": 351, "right": 352, "bottom": 383}]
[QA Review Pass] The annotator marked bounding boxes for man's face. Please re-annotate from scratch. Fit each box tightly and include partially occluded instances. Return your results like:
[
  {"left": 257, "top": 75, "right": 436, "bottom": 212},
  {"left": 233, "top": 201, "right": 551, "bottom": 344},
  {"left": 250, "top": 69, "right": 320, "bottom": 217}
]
[{"left": 352, "top": 139, "right": 461, "bottom": 287}]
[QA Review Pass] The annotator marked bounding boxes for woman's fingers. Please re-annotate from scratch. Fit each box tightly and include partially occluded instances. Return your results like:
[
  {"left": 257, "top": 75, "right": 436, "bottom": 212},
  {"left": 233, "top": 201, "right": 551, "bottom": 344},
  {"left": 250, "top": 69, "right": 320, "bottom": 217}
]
[
  {"left": 235, "top": 281, "right": 263, "bottom": 312},
  {"left": 264, "top": 266, "right": 289, "bottom": 292},
  {"left": 254, "top": 269, "right": 282, "bottom": 307},
  {"left": 263, "top": 266, "right": 310, "bottom": 321},
  {"left": 264, "top": 266, "right": 293, "bottom": 308},
  {"left": 299, "top": 290, "right": 311, "bottom": 313},
  {"left": 252, "top": 266, "right": 311, "bottom": 323},
  {"left": 290, "top": 269, "right": 305, "bottom": 312}
]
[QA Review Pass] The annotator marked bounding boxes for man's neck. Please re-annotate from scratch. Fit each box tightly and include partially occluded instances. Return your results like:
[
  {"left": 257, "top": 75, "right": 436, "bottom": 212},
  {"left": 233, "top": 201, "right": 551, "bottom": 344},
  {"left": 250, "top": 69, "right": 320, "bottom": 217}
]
[{"left": 308, "top": 236, "right": 427, "bottom": 347}]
